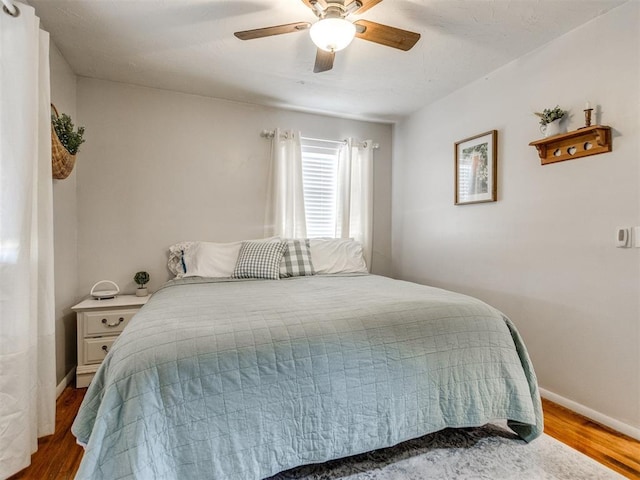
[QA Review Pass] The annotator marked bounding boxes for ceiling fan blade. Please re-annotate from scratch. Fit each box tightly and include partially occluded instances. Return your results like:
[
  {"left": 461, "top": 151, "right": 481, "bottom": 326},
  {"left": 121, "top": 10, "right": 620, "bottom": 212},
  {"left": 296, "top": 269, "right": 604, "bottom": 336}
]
[
  {"left": 351, "top": 0, "right": 383, "bottom": 14},
  {"left": 314, "top": 48, "right": 335, "bottom": 73},
  {"left": 234, "top": 22, "right": 311, "bottom": 40},
  {"left": 354, "top": 19, "right": 420, "bottom": 51}
]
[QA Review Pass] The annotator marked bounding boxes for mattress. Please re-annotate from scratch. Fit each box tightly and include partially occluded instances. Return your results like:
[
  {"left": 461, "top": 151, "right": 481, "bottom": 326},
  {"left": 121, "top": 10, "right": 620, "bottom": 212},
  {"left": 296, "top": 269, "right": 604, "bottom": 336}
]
[{"left": 72, "top": 274, "right": 543, "bottom": 479}]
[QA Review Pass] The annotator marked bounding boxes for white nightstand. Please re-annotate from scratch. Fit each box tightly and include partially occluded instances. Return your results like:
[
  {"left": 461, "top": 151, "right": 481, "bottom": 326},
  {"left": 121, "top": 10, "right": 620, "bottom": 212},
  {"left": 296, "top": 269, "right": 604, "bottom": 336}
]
[{"left": 72, "top": 295, "right": 150, "bottom": 388}]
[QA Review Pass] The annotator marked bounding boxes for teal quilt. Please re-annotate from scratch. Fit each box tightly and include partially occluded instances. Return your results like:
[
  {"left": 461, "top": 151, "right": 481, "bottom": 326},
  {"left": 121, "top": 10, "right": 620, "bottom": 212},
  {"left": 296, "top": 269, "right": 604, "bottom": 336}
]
[{"left": 72, "top": 275, "right": 542, "bottom": 479}]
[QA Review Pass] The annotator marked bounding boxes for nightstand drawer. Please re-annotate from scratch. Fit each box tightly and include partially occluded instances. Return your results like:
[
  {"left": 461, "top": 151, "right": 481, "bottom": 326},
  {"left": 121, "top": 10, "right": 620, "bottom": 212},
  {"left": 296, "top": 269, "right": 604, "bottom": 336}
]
[
  {"left": 85, "top": 310, "right": 137, "bottom": 336},
  {"left": 84, "top": 337, "right": 117, "bottom": 364},
  {"left": 74, "top": 295, "right": 150, "bottom": 387}
]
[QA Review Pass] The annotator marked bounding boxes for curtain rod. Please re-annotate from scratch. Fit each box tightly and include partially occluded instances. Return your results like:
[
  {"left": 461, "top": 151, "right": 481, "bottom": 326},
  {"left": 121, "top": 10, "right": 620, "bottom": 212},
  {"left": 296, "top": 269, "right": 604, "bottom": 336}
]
[
  {"left": 260, "top": 130, "right": 379, "bottom": 149},
  {"left": 1, "top": 0, "right": 19, "bottom": 17}
]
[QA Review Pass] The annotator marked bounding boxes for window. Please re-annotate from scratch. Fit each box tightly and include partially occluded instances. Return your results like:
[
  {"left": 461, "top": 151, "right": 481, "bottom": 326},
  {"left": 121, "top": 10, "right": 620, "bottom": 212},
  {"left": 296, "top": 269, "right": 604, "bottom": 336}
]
[
  {"left": 0, "top": 240, "right": 19, "bottom": 264},
  {"left": 300, "top": 138, "right": 341, "bottom": 238}
]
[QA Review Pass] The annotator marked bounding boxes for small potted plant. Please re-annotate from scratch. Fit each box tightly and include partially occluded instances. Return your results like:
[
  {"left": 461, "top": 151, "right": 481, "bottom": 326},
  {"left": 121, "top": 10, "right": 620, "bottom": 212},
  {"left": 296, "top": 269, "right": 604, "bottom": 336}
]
[
  {"left": 134, "top": 271, "right": 150, "bottom": 297},
  {"left": 535, "top": 105, "right": 567, "bottom": 137}
]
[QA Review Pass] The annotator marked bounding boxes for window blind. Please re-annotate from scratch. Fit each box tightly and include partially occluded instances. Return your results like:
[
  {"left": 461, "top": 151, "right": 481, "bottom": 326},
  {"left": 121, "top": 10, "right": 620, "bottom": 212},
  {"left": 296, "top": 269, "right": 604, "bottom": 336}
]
[{"left": 301, "top": 139, "right": 341, "bottom": 238}]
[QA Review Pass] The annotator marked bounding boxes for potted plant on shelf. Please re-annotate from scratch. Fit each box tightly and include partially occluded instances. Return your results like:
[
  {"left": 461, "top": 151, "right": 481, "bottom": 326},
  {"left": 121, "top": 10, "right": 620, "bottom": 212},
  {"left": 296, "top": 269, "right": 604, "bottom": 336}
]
[
  {"left": 535, "top": 105, "right": 567, "bottom": 138},
  {"left": 134, "top": 271, "right": 150, "bottom": 297}
]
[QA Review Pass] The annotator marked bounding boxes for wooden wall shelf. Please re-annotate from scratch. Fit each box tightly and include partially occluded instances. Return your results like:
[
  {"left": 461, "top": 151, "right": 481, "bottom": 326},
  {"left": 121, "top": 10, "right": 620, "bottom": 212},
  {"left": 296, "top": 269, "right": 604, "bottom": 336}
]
[{"left": 529, "top": 125, "right": 612, "bottom": 165}]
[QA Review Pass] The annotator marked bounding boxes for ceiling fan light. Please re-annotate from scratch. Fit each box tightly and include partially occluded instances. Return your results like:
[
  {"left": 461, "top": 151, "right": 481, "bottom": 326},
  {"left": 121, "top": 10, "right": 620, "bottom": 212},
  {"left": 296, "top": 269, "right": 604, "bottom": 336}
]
[{"left": 310, "top": 18, "right": 356, "bottom": 52}]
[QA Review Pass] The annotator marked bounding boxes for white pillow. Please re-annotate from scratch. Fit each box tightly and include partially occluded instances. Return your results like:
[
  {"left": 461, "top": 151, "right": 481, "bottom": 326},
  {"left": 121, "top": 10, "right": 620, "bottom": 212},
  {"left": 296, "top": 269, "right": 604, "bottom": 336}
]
[
  {"left": 182, "top": 237, "right": 280, "bottom": 278},
  {"left": 309, "top": 238, "right": 368, "bottom": 274},
  {"left": 168, "top": 241, "right": 194, "bottom": 277}
]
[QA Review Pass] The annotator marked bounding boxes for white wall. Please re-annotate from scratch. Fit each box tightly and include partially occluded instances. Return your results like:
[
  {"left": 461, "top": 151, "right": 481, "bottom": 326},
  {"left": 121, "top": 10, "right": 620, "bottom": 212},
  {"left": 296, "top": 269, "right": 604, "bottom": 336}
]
[
  {"left": 392, "top": 1, "right": 639, "bottom": 434},
  {"left": 76, "top": 79, "right": 393, "bottom": 295},
  {"left": 50, "top": 43, "right": 79, "bottom": 384}
]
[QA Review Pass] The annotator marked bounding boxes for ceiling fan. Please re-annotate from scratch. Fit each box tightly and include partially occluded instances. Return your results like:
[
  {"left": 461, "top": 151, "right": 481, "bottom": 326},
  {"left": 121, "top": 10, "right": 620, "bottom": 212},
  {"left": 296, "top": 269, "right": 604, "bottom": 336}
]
[{"left": 234, "top": 0, "right": 421, "bottom": 73}]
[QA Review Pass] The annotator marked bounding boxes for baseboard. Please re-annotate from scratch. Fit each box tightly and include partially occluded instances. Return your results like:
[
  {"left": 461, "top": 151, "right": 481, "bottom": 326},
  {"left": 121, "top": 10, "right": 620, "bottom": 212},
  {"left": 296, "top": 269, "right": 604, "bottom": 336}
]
[
  {"left": 540, "top": 387, "right": 640, "bottom": 441},
  {"left": 56, "top": 367, "right": 76, "bottom": 398}
]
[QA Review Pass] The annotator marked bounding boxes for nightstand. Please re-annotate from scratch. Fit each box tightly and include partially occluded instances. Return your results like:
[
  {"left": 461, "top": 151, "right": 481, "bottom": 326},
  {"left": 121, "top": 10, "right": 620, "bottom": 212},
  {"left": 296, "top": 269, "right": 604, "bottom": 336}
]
[{"left": 72, "top": 295, "right": 150, "bottom": 388}]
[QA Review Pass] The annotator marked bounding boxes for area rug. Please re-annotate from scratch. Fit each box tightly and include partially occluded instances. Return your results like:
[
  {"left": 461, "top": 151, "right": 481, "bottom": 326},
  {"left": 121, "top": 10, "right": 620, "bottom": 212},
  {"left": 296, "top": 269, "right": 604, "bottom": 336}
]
[{"left": 267, "top": 423, "right": 623, "bottom": 479}]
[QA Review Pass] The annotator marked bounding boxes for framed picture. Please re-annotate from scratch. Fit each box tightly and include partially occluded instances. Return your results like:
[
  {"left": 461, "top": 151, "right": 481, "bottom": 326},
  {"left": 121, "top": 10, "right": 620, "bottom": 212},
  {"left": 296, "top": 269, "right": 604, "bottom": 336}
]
[{"left": 454, "top": 130, "right": 497, "bottom": 205}]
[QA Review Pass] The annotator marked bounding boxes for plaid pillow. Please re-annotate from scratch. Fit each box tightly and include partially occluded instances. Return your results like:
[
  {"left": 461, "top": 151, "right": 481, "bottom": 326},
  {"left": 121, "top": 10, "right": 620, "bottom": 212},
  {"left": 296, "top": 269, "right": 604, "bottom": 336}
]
[
  {"left": 280, "top": 239, "right": 315, "bottom": 278},
  {"left": 232, "top": 241, "right": 287, "bottom": 280}
]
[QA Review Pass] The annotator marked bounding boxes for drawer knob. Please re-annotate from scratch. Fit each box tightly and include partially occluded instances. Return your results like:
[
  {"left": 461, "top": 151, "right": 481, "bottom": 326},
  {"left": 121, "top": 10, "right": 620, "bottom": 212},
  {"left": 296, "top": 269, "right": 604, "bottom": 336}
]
[
  {"left": 102, "top": 317, "right": 124, "bottom": 327},
  {"left": 102, "top": 345, "right": 109, "bottom": 353}
]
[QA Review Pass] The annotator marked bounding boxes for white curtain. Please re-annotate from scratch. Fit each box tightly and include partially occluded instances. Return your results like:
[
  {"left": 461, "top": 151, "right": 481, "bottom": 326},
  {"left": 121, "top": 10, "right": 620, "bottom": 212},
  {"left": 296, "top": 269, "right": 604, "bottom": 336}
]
[
  {"left": 0, "top": 2, "right": 56, "bottom": 478},
  {"left": 336, "top": 139, "right": 374, "bottom": 268},
  {"left": 264, "top": 128, "right": 307, "bottom": 238}
]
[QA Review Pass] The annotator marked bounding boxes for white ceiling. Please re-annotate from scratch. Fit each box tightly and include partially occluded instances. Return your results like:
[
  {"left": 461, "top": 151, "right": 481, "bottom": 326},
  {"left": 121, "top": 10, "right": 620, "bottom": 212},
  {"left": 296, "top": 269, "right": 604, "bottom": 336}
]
[{"left": 30, "top": 0, "right": 626, "bottom": 123}]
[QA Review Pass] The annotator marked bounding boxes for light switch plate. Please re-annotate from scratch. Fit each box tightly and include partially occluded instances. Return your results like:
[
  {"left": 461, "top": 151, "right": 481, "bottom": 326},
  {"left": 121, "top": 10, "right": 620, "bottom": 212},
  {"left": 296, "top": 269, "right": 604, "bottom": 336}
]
[{"left": 616, "top": 227, "right": 630, "bottom": 247}]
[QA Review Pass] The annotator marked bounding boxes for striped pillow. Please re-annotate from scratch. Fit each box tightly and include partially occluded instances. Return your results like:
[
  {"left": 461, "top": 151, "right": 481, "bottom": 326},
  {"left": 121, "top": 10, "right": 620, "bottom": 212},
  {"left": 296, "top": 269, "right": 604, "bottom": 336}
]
[
  {"left": 280, "top": 239, "right": 315, "bottom": 278},
  {"left": 232, "top": 241, "right": 287, "bottom": 280}
]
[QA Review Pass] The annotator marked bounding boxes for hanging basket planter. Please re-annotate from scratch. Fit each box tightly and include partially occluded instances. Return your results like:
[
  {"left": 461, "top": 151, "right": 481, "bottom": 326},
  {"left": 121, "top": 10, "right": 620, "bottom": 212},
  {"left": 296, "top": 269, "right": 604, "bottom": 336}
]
[{"left": 51, "top": 104, "right": 84, "bottom": 180}]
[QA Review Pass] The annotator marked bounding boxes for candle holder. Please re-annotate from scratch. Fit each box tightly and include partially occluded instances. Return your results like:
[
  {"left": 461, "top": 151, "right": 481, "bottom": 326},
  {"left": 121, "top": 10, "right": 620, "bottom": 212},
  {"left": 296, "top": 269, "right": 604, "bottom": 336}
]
[{"left": 581, "top": 108, "right": 594, "bottom": 128}]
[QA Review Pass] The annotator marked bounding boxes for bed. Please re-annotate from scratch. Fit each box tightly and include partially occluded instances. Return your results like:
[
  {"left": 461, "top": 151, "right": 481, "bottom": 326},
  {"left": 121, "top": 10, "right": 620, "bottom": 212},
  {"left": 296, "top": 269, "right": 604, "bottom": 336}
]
[{"left": 72, "top": 272, "right": 542, "bottom": 480}]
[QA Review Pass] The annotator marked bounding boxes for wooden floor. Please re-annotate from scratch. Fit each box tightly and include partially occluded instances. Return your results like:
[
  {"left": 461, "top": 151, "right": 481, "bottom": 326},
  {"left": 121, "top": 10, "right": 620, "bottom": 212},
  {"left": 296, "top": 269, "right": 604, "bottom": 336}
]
[
  {"left": 542, "top": 398, "right": 640, "bottom": 479},
  {"left": 8, "top": 387, "right": 640, "bottom": 479}
]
